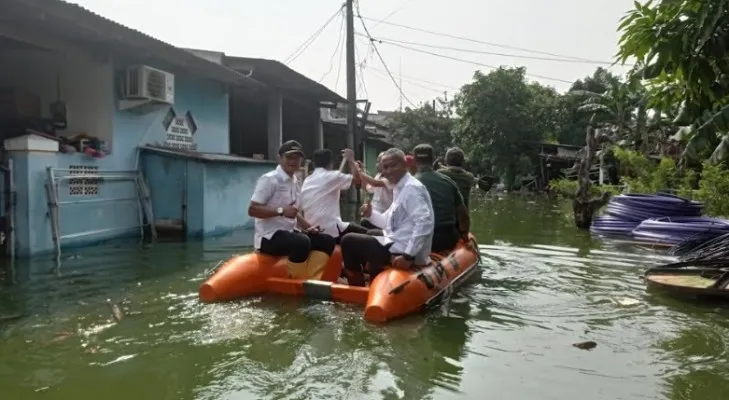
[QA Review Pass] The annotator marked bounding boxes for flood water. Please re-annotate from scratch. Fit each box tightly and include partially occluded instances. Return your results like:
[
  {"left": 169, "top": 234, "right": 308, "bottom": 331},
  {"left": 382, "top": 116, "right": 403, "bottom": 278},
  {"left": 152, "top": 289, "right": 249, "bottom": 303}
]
[{"left": 2, "top": 194, "right": 729, "bottom": 399}]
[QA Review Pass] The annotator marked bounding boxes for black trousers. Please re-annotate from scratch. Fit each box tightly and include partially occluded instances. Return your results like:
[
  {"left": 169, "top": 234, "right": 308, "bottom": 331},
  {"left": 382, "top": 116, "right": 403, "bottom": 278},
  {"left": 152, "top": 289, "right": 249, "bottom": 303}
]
[
  {"left": 259, "top": 230, "right": 336, "bottom": 263},
  {"left": 359, "top": 219, "right": 380, "bottom": 230},
  {"left": 340, "top": 232, "right": 394, "bottom": 286},
  {"left": 335, "top": 223, "right": 383, "bottom": 243},
  {"left": 432, "top": 225, "right": 461, "bottom": 253}
]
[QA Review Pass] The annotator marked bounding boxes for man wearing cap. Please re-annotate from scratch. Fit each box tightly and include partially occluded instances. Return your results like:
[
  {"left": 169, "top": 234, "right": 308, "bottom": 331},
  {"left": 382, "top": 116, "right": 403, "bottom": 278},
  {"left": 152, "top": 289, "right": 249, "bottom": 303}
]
[
  {"left": 413, "top": 144, "right": 470, "bottom": 253},
  {"left": 438, "top": 147, "right": 477, "bottom": 208},
  {"left": 339, "top": 147, "right": 435, "bottom": 287},
  {"left": 247, "top": 140, "right": 336, "bottom": 280}
]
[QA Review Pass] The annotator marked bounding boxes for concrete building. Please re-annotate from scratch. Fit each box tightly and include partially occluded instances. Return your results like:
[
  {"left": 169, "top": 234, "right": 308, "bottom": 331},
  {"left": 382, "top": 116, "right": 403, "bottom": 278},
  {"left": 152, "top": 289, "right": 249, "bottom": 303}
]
[{"left": 0, "top": 0, "right": 381, "bottom": 258}]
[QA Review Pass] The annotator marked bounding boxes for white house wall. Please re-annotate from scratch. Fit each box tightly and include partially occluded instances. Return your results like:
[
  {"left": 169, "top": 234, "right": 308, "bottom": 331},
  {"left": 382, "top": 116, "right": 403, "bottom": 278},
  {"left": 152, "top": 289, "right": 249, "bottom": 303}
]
[{"left": 0, "top": 49, "right": 113, "bottom": 146}]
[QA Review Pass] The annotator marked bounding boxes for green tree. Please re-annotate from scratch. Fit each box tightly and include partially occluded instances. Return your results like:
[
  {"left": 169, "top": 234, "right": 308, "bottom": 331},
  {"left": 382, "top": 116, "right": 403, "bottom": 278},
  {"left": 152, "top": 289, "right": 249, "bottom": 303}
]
[
  {"left": 528, "top": 83, "right": 562, "bottom": 143},
  {"left": 556, "top": 67, "right": 624, "bottom": 146},
  {"left": 387, "top": 100, "right": 455, "bottom": 155},
  {"left": 452, "top": 67, "right": 543, "bottom": 188},
  {"left": 617, "top": 0, "right": 729, "bottom": 163}
]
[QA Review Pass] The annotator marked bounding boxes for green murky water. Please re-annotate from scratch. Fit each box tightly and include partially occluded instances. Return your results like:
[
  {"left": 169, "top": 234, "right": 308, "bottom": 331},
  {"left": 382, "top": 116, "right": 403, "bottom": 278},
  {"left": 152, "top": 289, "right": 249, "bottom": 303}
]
[{"left": 2, "top": 194, "right": 729, "bottom": 399}]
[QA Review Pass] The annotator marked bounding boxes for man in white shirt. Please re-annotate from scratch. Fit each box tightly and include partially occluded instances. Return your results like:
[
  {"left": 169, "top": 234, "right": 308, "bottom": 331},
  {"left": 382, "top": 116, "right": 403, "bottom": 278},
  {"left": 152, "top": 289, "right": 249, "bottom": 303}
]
[
  {"left": 248, "top": 140, "right": 336, "bottom": 280},
  {"left": 339, "top": 148, "right": 435, "bottom": 287},
  {"left": 360, "top": 152, "right": 393, "bottom": 230},
  {"left": 300, "top": 148, "right": 373, "bottom": 243}
]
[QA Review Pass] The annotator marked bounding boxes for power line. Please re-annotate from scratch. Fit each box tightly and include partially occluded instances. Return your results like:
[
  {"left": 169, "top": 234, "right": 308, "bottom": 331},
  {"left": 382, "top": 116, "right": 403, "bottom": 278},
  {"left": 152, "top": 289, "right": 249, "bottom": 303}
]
[
  {"left": 335, "top": 34, "right": 345, "bottom": 92},
  {"left": 359, "top": 15, "right": 617, "bottom": 64},
  {"left": 355, "top": 2, "right": 416, "bottom": 107},
  {"left": 319, "top": 10, "right": 345, "bottom": 82},
  {"left": 369, "top": 0, "right": 415, "bottom": 30},
  {"left": 369, "top": 39, "right": 574, "bottom": 84},
  {"left": 368, "top": 67, "right": 446, "bottom": 93},
  {"left": 360, "top": 34, "right": 620, "bottom": 66},
  {"left": 367, "top": 66, "right": 460, "bottom": 90},
  {"left": 355, "top": 41, "right": 370, "bottom": 98},
  {"left": 285, "top": 5, "right": 344, "bottom": 65}
]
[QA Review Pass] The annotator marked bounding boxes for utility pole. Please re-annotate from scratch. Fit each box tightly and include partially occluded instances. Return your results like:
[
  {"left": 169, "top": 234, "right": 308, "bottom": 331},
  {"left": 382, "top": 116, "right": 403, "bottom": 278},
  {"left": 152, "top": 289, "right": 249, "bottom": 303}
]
[{"left": 345, "top": 0, "right": 358, "bottom": 202}]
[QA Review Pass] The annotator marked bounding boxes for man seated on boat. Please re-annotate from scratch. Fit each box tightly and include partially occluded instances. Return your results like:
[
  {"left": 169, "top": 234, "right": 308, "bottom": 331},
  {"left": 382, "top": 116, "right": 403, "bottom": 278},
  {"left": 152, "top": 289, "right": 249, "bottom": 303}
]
[
  {"left": 413, "top": 144, "right": 470, "bottom": 253},
  {"left": 247, "top": 140, "right": 336, "bottom": 280},
  {"left": 340, "top": 148, "right": 435, "bottom": 287},
  {"left": 360, "top": 152, "right": 394, "bottom": 230},
  {"left": 437, "top": 147, "right": 477, "bottom": 209},
  {"left": 300, "top": 148, "right": 376, "bottom": 242}
]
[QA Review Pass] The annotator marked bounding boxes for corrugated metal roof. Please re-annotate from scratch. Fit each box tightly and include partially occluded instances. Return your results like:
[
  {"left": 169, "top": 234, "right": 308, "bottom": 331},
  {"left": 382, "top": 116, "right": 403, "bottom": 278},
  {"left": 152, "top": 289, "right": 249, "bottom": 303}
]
[
  {"left": 4, "top": 0, "right": 265, "bottom": 88},
  {"left": 141, "top": 145, "right": 276, "bottom": 165},
  {"left": 225, "top": 56, "right": 346, "bottom": 104}
]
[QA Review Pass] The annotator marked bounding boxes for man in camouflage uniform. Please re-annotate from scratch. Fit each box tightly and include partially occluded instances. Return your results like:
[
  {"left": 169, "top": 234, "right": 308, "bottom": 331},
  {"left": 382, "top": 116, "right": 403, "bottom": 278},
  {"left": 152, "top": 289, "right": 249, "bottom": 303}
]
[{"left": 437, "top": 147, "right": 477, "bottom": 209}]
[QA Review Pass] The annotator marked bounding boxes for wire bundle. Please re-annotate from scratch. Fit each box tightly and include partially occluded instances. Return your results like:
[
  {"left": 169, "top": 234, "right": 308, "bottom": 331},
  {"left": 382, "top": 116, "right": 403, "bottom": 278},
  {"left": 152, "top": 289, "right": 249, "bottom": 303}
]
[
  {"left": 590, "top": 193, "right": 705, "bottom": 238},
  {"left": 672, "top": 232, "right": 729, "bottom": 261}
]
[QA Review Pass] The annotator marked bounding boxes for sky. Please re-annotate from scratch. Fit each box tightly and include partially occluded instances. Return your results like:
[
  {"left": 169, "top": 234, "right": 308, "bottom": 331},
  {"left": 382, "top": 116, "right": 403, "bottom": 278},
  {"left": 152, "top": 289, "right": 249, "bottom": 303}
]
[{"left": 70, "top": 0, "right": 637, "bottom": 112}]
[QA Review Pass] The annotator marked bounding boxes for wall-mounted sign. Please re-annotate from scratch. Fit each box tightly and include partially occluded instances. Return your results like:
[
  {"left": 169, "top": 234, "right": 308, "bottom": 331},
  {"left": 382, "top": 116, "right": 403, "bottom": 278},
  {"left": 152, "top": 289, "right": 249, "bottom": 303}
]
[{"left": 162, "top": 107, "right": 198, "bottom": 151}]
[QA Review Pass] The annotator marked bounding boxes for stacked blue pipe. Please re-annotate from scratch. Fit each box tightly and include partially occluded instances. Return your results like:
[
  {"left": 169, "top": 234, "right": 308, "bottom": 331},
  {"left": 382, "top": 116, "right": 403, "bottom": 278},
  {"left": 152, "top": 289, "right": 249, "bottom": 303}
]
[
  {"left": 632, "top": 216, "right": 729, "bottom": 244},
  {"left": 589, "top": 193, "right": 725, "bottom": 243}
]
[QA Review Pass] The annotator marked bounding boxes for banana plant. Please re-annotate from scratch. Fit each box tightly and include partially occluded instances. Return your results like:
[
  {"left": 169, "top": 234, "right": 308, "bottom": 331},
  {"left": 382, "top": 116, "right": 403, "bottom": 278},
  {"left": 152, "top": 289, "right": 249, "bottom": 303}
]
[{"left": 569, "top": 78, "right": 648, "bottom": 149}]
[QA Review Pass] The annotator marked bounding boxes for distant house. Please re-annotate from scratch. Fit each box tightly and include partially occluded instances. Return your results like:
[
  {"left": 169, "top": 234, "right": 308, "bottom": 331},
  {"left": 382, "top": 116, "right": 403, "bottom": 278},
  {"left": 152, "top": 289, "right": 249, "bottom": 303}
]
[{"left": 320, "top": 105, "right": 393, "bottom": 177}]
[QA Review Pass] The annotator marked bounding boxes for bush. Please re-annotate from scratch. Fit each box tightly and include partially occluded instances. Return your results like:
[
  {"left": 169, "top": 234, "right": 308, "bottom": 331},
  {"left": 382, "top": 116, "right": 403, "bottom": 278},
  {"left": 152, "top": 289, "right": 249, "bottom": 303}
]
[
  {"left": 694, "top": 162, "right": 729, "bottom": 217},
  {"left": 613, "top": 149, "right": 696, "bottom": 194},
  {"left": 548, "top": 178, "right": 622, "bottom": 198},
  {"left": 549, "top": 149, "right": 729, "bottom": 218}
]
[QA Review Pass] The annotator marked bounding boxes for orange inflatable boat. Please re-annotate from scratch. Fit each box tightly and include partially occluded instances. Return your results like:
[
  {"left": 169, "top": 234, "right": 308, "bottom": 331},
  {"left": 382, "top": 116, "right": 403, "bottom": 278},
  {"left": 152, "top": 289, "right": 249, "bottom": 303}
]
[{"left": 199, "top": 234, "right": 481, "bottom": 323}]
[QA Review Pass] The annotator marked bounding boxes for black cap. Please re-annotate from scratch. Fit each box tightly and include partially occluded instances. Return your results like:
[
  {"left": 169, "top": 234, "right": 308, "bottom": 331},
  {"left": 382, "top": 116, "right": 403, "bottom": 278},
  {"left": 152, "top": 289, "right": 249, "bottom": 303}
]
[
  {"left": 413, "top": 144, "right": 435, "bottom": 163},
  {"left": 278, "top": 140, "right": 304, "bottom": 157}
]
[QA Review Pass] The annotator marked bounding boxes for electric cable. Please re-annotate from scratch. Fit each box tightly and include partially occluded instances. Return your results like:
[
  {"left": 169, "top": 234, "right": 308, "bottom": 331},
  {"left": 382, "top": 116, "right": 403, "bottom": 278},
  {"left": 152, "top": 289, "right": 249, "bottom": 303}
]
[
  {"left": 368, "top": 67, "right": 448, "bottom": 93},
  {"left": 355, "top": 41, "right": 369, "bottom": 98},
  {"left": 360, "top": 34, "right": 620, "bottom": 66},
  {"left": 319, "top": 10, "right": 346, "bottom": 82},
  {"left": 368, "top": 38, "right": 574, "bottom": 84},
  {"left": 369, "top": 0, "right": 415, "bottom": 30},
  {"left": 367, "top": 66, "right": 459, "bottom": 90},
  {"left": 355, "top": 1, "right": 416, "bottom": 107},
  {"left": 359, "top": 15, "right": 624, "bottom": 65},
  {"left": 285, "top": 4, "right": 344, "bottom": 65}
]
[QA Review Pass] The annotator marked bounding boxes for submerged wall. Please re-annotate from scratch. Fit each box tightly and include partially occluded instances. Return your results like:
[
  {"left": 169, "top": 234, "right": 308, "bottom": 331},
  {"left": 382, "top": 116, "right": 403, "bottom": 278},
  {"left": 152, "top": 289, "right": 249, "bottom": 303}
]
[{"left": 141, "top": 150, "right": 273, "bottom": 237}]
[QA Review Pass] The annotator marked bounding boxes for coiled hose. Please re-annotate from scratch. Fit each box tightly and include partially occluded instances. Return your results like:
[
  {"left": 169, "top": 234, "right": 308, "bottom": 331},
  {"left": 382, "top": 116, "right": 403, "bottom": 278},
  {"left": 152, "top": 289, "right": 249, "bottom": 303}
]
[{"left": 590, "top": 193, "right": 704, "bottom": 238}]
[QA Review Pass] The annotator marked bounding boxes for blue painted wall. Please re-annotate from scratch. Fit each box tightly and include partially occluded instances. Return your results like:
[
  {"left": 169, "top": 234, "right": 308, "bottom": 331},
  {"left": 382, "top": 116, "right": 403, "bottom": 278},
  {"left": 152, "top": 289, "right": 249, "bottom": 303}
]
[
  {"left": 11, "top": 151, "right": 144, "bottom": 257},
  {"left": 141, "top": 151, "right": 273, "bottom": 237},
  {"left": 10, "top": 63, "right": 235, "bottom": 257},
  {"left": 111, "top": 72, "right": 230, "bottom": 169},
  {"left": 201, "top": 162, "right": 273, "bottom": 235}
]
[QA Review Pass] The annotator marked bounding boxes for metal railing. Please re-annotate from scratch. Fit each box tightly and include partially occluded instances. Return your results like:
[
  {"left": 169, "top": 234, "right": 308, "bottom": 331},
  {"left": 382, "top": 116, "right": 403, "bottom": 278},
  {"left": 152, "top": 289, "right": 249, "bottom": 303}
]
[{"left": 45, "top": 167, "right": 156, "bottom": 259}]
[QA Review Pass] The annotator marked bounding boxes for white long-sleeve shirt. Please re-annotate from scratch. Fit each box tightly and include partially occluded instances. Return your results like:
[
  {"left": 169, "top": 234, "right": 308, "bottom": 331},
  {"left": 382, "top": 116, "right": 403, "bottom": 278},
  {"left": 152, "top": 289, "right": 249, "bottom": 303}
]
[
  {"left": 366, "top": 173, "right": 393, "bottom": 213},
  {"left": 300, "top": 168, "right": 353, "bottom": 237},
  {"left": 369, "top": 173, "right": 434, "bottom": 265}
]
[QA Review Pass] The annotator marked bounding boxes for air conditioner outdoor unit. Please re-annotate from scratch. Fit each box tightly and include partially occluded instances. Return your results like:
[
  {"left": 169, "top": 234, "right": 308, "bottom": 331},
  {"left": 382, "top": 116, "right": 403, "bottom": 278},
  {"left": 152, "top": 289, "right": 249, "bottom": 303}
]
[{"left": 124, "top": 65, "right": 175, "bottom": 104}]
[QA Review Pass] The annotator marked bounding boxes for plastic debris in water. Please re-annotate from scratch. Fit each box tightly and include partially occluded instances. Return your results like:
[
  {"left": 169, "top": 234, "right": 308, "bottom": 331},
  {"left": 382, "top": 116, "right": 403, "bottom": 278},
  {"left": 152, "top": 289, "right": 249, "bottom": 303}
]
[
  {"left": 612, "top": 297, "right": 640, "bottom": 306},
  {"left": 573, "top": 341, "right": 597, "bottom": 350},
  {"left": 106, "top": 299, "right": 123, "bottom": 322}
]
